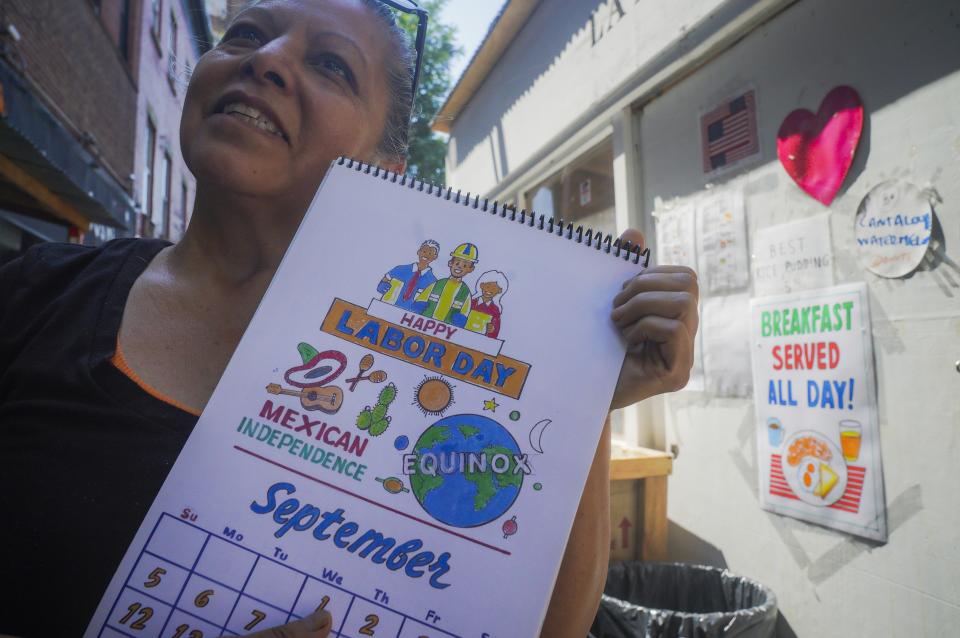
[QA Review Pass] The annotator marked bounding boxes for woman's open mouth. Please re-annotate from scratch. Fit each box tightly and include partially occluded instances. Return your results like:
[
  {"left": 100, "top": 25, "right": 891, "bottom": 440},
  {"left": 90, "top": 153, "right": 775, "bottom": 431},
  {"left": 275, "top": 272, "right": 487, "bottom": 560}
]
[
  {"left": 214, "top": 95, "right": 290, "bottom": 143},
  {"left": 222, "top": 103, "right": 286, "bottom": 140}
]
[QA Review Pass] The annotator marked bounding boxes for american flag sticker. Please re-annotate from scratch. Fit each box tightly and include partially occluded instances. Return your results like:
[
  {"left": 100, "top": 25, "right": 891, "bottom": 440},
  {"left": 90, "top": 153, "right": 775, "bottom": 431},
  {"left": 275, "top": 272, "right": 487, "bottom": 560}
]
[{"left": 701, "top": 90, "right": 759, "bottom": 173}]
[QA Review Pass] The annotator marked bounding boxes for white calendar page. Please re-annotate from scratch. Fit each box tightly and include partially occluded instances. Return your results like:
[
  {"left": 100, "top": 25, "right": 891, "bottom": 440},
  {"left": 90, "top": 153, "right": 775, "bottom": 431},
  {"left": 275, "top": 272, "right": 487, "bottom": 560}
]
[{"left": 86, "top": 161, "right": 645, "bottom": 638}]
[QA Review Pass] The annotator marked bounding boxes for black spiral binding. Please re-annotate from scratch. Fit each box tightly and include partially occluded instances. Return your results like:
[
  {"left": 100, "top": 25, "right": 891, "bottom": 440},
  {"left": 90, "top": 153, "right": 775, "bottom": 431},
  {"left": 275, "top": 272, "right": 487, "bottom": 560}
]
[{"left": 335, "top": 157, "right": 651, "bottom": 266}]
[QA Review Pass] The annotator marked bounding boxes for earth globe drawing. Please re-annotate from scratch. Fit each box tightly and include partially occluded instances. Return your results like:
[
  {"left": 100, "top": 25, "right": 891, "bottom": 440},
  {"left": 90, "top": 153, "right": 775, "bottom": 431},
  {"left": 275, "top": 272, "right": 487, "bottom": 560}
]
[{"left": 408, "top": 413, "right": 524, "bottom": 528}]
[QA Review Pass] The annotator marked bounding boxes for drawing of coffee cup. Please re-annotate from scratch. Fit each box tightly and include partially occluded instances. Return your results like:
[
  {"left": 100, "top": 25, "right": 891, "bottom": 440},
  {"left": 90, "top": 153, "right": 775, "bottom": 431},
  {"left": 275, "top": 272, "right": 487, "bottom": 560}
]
[{"left": 767, "top": 417, "right": 784, "bottom": 447}]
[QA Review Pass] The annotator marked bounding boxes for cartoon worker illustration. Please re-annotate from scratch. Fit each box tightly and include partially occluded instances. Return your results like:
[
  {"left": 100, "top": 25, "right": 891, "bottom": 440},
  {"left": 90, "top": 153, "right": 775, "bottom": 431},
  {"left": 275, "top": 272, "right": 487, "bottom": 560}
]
[
  {"left": 466, "top": 270, "right": 509, "bottom": 337},
  {"left": 377, "top": 240, "right": 440, "bottom": 310},
  {"left": 413, "top": 242, "right": 478, "bottom": 327}
]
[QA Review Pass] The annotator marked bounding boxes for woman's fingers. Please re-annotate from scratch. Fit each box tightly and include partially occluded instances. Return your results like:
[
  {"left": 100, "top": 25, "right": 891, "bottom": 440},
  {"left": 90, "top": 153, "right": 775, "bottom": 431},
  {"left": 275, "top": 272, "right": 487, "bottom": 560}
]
[
  {"left": 612, "top": 266, "right": 699, "bottom": 339},
  {"left": 611, "top": 290, "right": 699, "bottom": 335},
  {"left": 618, "top": 228, "right": 647, "bottom": 252},
  {"left": 622, "top": 314, "right": 685, "bottom": 347},
  {"left": 246, "top": 609, "right": 332, "bottom": 638},
  {"left": 613, "top": 267, "right": 698, "bottom": 305},
  {"left": 622, "top": 316, "right": 694, "bottom": 389},
  {"left": 607, "top": 249, "right": 699, "bottom": 405}
]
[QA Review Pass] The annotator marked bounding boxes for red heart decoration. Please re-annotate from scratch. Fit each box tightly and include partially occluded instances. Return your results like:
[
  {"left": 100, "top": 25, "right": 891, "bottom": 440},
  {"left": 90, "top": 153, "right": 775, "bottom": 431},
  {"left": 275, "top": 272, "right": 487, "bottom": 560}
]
[{"left": 777, "top": 86, "right": 864, "bottom": 205}]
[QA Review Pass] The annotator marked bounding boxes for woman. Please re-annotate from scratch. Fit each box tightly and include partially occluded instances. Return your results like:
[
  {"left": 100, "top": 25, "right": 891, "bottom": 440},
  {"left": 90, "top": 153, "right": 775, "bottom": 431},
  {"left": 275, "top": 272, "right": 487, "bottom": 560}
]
[{"left": 0, "top": 1, "right": 698, "bottom": 636}]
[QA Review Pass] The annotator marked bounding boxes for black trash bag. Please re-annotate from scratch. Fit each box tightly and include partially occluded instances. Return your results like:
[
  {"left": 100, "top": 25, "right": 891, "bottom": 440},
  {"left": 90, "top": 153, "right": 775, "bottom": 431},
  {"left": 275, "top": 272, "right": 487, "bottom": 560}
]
[{"left": 589, "top": 562, "right": 777, "bottom": 638}]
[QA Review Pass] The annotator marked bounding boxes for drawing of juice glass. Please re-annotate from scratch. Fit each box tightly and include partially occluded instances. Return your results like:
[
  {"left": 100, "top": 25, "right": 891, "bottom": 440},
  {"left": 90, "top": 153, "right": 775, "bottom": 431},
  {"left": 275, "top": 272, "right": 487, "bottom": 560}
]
[
  {"left": 767, "top": 417, "right": 784, "bottom": 447},
  {"left": 381, "top": 277, "right": 404, "bottom": 304},
  {"left": 839, "top": 420, "right": 862, "bottom": 462}
]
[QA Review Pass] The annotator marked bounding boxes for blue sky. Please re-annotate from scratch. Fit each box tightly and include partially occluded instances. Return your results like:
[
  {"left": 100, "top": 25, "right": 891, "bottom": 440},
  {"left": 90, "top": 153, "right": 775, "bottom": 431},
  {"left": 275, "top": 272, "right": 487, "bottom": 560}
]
[{"left": 440, "top": 1, "right": 504, "bottom": 84}]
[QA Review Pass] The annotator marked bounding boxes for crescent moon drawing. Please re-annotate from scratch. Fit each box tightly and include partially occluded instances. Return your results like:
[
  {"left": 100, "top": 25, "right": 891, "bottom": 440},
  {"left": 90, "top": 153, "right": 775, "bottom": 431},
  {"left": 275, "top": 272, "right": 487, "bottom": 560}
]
[{"left": 528, "top": 419, "right": 552, "bottom": 454}]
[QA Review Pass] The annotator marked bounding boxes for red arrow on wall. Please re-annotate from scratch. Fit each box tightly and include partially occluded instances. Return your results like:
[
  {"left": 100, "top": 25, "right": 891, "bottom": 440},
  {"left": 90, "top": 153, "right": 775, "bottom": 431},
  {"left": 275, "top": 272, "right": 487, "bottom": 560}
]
[{"left": 619, "top": 517, "right": 632, "bottom": 549}]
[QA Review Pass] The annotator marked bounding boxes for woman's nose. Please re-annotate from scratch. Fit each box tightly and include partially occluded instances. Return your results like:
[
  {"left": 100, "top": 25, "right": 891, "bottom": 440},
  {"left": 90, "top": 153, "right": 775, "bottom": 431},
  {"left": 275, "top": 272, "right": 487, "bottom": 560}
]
[
  {"left": 242, "top": 39, "right": 295, "bottom": 92},
  {"left": 263, "top": 70, "right": 285, "bottom": 90}
]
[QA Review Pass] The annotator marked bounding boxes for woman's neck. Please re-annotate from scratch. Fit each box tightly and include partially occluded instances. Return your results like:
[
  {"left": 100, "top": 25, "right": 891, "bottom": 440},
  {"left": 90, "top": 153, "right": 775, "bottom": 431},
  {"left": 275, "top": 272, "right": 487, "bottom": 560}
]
[{"left": 166, "top": 187, "right": 305, "bottom": 294}]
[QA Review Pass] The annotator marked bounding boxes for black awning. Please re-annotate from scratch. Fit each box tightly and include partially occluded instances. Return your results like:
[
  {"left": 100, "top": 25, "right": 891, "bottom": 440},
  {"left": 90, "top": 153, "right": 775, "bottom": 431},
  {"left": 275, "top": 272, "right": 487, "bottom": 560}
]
[
  {"left": 0, "top": 58, "right": 135, "bottom": 229},
  {"left": 0, "top": 209, "right": 69, "bottom": 243}
]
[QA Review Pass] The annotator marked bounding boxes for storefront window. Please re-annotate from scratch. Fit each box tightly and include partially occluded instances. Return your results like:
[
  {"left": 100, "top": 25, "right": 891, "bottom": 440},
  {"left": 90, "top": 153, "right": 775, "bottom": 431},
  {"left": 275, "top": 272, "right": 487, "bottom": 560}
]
[{"left": 524, "top": 138, "right": 616, "bottom": 237}]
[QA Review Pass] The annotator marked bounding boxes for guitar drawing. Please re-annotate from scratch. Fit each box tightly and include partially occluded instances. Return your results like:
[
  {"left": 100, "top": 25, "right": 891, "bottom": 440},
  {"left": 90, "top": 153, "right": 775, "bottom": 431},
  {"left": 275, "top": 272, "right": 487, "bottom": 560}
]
[{"left": 266, "top": 383, "right": 344, "bottom": 414}]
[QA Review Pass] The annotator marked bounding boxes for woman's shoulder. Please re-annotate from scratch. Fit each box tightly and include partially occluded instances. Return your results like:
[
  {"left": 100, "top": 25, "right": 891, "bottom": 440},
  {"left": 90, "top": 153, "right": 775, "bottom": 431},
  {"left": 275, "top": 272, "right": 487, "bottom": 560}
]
[
  {"left": 0, "top": 238, "right": 169, "bottom": 322},
  {"left": 7, "top": 237, "right": 133, "bottom": 276}
]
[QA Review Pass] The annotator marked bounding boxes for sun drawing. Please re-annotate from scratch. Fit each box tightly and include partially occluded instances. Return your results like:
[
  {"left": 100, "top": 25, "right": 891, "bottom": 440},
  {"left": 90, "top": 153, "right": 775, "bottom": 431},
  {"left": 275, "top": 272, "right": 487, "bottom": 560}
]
[{"left": 413, "top": 376, "right": 455, "bottom": 417}]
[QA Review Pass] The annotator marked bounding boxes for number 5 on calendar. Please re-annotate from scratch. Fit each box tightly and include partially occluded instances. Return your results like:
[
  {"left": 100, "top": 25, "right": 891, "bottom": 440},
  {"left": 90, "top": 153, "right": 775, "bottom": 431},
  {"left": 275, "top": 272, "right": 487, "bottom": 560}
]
[{"left": 144, "top": 567, "right": 166, "bottom": 588}]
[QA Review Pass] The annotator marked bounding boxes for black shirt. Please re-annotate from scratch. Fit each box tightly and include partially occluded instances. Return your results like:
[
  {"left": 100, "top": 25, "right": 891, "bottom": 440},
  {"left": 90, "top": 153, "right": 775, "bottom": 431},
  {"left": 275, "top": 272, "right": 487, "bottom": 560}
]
[{"left": 0, "top": 239, "right": 197, "bottom": 637}]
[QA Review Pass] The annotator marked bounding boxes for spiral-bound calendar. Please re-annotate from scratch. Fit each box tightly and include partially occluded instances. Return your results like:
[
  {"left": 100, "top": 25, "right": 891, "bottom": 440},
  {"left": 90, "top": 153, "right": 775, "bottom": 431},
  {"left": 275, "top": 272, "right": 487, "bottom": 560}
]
[{"left": 86, "top": 158, "right": 649, "bottom": 638}]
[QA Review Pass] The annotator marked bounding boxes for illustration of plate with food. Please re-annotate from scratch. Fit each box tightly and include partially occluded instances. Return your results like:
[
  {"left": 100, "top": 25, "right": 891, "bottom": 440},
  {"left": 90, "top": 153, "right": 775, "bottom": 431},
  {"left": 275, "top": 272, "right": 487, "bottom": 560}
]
[{"left": 782, "top": 430, "right": 848, "bottom": 507}]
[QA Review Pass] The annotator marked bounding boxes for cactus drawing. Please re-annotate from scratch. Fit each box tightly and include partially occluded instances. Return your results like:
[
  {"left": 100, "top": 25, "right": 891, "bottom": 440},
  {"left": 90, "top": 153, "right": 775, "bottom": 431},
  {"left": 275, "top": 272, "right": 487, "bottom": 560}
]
[{"left": 355, "top": 382, "right": 397, "bottom": 437}]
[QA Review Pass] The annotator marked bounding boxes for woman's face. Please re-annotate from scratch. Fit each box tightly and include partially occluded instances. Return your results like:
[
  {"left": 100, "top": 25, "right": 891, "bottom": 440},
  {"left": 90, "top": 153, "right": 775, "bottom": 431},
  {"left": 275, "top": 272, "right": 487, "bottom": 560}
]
[{"left": 181, "top": 0, "right": 396, "bottom": 208}]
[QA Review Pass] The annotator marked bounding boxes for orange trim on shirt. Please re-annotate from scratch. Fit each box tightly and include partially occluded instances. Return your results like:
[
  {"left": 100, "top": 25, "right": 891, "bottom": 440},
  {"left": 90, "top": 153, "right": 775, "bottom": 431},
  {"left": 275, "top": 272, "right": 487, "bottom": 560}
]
[{"left": 111, "top": 339, "right": 202, "bottom": 417}]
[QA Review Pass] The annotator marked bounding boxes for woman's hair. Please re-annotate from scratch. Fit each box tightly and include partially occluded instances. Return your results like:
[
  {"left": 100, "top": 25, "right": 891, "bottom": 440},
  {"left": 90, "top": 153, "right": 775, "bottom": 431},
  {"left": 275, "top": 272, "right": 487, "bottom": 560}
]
[
  {"left": 473, "top": 270, "right": 509, "bottom": 311},
  {"left": 358, "top": 0, "right": 416, "bottom": 163}
]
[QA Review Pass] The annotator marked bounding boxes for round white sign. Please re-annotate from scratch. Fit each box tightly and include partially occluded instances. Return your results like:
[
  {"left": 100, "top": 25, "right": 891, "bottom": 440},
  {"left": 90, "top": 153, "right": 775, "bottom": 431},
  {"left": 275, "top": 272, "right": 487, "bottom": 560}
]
[{"left": 854, "top": 181, "right": 932, "bottom": 278}]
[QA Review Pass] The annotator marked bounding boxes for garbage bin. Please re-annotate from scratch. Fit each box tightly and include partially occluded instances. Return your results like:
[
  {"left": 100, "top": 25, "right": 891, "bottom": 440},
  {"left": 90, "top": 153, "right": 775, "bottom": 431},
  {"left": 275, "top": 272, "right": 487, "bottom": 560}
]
[{"left": 589, "top": 562, "right": 777, "bottom": 638}]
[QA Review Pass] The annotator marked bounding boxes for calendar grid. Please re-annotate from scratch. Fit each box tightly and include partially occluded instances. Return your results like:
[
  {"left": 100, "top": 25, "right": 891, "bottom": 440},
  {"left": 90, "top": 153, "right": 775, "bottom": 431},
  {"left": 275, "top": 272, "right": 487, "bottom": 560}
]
[
  {"left": 98, "top": 505, "right": 173, "bottom": 638},
  {"left": 336, "top": 596, "right": 356, "bottom": 637},
  {"left": 286, "top": 560, "right": 309, "bottom": 624},
  {"left": 224, "top": 554, "right": 260, "bottom": 632},
  {"left": 129, "top": 584, "right": 222, "bottom": 632},
  {"left": 157, "top": 533, "right": 212, "bottom": 638},
  {"left": 103, "top": 625, "right": 140, "bottom": 638},
  {"left": 97, "top": 513, "right": 464, "bottom": 638},
  {"left": 137, "top": 550, "right": 292, "bottom": 624}
]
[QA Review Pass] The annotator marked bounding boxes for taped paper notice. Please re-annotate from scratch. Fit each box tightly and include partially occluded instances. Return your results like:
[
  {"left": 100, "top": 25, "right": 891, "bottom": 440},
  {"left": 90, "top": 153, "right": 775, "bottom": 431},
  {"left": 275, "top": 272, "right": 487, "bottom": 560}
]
[
  {"left": 696, "top": 190, "right": 749, "bottom": 294},
  {"left": 655, "top": 202, "right": 703, "bottom": 391},
  {"left": 855, "top": 181, "right": 932, "bottom": 278},
  {"left": 752, "top": 214, "right": 834, "bottom": 296},
  {"left": 655, "top": 203, "right": 697, "bottom": 267},
  {"left": 702, "top": 292, "right": 752, "bottom": 397}
]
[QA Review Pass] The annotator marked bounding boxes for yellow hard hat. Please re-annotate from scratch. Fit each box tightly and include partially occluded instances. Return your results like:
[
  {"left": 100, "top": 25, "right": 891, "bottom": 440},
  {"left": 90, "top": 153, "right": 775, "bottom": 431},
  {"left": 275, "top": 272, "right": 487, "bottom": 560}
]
[{"left": 450, "top": 242, "right": 479, "bottom": 262}]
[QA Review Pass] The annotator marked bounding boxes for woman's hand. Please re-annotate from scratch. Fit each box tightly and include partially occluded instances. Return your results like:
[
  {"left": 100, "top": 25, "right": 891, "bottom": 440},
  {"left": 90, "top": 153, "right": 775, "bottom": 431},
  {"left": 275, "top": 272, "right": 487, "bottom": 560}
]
[
  {"left": 610, "top": 229, "right": 699, "bottom": 409},
  {"left": 246, "top": 609, "right": 332, "bottom": 638}
]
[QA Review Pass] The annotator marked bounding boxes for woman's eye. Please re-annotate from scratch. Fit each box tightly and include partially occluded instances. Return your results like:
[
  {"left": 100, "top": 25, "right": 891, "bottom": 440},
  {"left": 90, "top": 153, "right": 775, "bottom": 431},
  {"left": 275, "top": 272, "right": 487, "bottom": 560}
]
[
  {"left": 223, "top": 25, "right": 263, "bottom": 46},
  {"left": 324, "top": 59, "right": 346, "bottom": 77},
  {"left": 314, "top": 55, "right": 353, "bottom": 83}
]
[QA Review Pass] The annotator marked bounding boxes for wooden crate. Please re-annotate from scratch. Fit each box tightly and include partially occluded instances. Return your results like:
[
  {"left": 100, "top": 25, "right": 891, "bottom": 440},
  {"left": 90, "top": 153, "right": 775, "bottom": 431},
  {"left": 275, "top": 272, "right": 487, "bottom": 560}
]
[{"left": 609, "top": 443, "right": 673, "bottom": 562}]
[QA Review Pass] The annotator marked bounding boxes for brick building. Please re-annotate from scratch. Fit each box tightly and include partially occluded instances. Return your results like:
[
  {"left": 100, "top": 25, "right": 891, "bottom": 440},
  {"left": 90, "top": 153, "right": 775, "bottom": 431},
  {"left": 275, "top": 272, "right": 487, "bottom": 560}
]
[
  {"left": 0, "top": 0, "right": 139, "bottom": 260},
  {"left": 0, "top": 1, "right": 211, "bottom": 262},
  {"left": 133, "top": 0, "right": 211, "bottom": 241}
]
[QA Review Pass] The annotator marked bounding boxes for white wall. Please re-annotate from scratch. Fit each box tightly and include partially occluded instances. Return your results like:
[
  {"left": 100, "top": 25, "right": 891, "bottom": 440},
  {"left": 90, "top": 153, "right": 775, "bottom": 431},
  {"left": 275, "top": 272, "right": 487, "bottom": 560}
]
[
  {"left": 639, "top": 0, "right": 960, "bottom": 635},
  {"left": 446, "top": 0, "right": 731, "bottom": 195}
]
